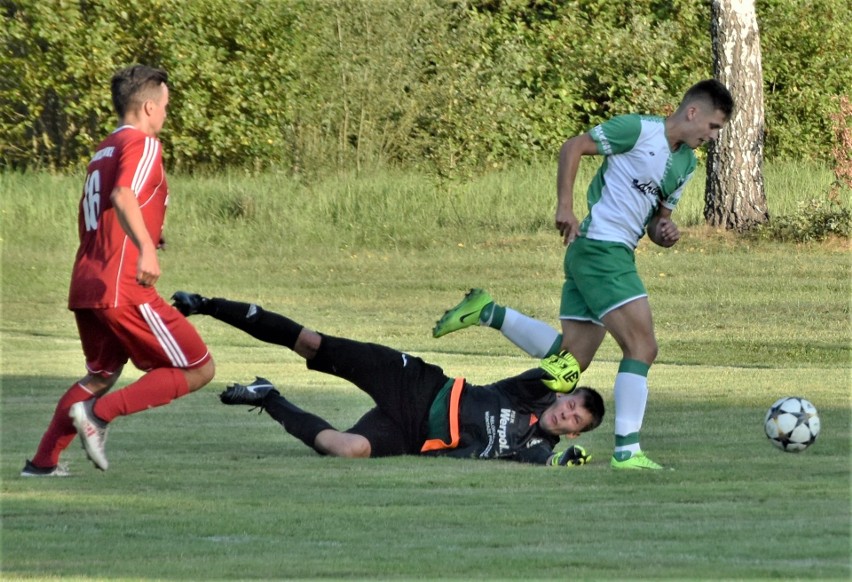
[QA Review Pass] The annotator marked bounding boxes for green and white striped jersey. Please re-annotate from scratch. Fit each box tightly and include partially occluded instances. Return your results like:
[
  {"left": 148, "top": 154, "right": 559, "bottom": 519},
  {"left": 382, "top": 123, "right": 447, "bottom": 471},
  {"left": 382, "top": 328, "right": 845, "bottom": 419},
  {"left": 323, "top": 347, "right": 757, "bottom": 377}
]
[{"left": 580, "top": 114, "right": 696, "bottom": 249}]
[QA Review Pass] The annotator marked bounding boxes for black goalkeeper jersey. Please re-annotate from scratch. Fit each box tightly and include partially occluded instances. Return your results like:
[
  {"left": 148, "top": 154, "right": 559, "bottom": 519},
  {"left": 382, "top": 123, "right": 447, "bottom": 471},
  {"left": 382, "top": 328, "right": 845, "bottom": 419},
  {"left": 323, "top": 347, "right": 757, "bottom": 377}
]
[
  {"left": 423, "top": 368, "right": 561, "bottom": 464},
  {"left": 304, "top": 334, "right": 563, "bottom": 463}
]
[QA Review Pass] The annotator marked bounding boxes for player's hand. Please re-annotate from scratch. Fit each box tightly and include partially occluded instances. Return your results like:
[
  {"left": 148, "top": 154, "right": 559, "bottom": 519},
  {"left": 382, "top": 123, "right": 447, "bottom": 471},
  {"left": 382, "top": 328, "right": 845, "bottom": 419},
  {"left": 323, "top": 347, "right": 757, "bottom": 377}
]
[
  {"left": 649, "top": 216, "right": 680, "bottom": 248},
  {"left": 549, "top": 445, "right": 591, "bottom": 467},
  {"left": 540, "top": 350, "right": 581, "bottom": 393},
  {"left": 136, "top": 246, "right": 161, "bottom": 287},
  {"left": 555, "top": 207, "right": 580, "bottom": 246}
]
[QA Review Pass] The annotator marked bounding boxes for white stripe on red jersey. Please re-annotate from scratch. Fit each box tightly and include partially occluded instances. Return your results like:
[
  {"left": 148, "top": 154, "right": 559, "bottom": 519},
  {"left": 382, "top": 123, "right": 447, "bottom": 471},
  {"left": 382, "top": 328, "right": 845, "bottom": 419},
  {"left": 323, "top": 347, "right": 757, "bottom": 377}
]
[{"left": 132, "top": 137, "right": 158, "bottom": 195}]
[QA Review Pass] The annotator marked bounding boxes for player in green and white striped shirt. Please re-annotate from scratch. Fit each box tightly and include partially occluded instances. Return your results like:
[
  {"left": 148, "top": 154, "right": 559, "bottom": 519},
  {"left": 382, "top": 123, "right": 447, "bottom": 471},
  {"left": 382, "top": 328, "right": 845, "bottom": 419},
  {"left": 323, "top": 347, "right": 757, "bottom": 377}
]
[{"left": 434, "top": 79, "right": 734, "bottom": 470}]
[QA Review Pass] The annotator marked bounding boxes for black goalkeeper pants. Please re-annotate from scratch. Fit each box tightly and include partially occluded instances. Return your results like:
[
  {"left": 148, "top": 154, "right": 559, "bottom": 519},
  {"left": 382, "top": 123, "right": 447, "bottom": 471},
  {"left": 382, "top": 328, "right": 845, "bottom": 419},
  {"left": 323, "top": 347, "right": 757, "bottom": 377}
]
[{"left": 307, "top": 334, "right": 451, "bottom": 457}]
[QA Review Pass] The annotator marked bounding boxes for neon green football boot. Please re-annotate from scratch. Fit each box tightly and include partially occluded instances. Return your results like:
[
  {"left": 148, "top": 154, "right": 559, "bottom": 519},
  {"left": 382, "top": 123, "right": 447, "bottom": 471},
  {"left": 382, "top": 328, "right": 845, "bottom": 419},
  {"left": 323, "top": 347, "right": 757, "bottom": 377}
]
[
  {"left": 610, "top": 451, "right": 663, "bottom": 470},
  {"left": 432, "top": 288, "right": 494, "bottom": 338}
]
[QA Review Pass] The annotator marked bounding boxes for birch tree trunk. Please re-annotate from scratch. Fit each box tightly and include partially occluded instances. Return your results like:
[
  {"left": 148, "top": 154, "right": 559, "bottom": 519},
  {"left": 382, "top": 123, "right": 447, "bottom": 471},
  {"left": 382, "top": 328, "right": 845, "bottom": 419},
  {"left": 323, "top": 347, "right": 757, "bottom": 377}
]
[{"left": 706, "top": 0, "right": 768, "bottom": 230}]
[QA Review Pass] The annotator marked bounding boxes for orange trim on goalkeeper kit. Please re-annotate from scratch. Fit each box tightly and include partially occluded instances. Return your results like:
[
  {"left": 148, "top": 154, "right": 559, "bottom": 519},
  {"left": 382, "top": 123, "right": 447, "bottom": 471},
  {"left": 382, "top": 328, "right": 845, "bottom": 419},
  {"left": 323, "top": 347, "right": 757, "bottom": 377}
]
[{"left": 420, "top": 377, "right": 465, "bottom": 452}]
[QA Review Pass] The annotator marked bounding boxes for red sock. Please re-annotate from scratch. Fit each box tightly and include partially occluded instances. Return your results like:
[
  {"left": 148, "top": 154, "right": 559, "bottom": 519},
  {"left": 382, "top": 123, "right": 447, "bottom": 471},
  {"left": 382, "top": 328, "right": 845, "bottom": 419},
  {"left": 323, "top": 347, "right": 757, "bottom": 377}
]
[
  {"left": 31, "top": 383, "right": 94, "bottom": 468},
  {"left": 93, "top": 368, "right": 189, "bottom": 422}
]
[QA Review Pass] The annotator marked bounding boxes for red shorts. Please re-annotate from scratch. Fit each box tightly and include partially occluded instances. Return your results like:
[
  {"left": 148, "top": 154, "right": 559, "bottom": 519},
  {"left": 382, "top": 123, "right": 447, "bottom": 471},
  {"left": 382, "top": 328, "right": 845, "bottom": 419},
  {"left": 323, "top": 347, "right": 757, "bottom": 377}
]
[{"left": 74, "top": 295, "right": 211, "bottom": 377}]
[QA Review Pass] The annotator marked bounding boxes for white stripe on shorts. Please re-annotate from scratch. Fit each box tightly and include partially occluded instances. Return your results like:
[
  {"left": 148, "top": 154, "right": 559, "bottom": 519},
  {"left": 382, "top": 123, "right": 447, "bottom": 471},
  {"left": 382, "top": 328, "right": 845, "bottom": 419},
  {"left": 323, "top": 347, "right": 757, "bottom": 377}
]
[{"left": 139, "top": 303, "right": 188, "bottom": 367}]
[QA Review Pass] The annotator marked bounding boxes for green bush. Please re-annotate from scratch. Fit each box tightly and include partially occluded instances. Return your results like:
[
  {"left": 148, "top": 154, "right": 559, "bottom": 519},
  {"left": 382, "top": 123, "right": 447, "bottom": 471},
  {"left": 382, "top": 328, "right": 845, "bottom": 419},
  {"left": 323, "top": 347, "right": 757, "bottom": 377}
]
[
  {"left": 1, "top": 0, "right": 849, "bottom": 174},
  {"left": 750, "top": 198, "right": 852, "bottom": 242},
  {"left": 757, "top": 0, "right": 852, "bottom": 162}
]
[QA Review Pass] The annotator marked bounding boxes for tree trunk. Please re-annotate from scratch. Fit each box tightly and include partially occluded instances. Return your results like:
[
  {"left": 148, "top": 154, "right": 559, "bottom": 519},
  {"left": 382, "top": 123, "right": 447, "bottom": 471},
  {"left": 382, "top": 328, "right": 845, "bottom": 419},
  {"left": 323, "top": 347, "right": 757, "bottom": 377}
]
[{"left": 706, "top": 0, "right": 768, "bottom": 230}]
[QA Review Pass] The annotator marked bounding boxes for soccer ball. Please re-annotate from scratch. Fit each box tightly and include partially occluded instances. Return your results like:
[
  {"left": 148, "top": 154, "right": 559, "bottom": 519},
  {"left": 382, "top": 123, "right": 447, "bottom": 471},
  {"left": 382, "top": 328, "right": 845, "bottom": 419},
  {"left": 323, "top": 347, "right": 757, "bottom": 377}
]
[{"left": 764, "top": 397, "right": 821, "bottom": 452}]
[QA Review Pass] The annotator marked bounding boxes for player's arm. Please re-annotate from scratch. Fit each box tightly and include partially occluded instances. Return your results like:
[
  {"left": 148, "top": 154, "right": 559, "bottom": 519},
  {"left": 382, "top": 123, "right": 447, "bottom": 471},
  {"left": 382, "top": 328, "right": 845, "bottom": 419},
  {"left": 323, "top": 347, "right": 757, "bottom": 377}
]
[
  {"left": 111, "top": 186, "right": 160, "bottom": 286},
  {"left": 555, "top": 133, "right": 598, "bottom": 246},
  {"left": 511, "top": 443, "right": 591, "bottom": 466},
  {"left": 646, "top": 206, "right": 680, "bottom": 248}
]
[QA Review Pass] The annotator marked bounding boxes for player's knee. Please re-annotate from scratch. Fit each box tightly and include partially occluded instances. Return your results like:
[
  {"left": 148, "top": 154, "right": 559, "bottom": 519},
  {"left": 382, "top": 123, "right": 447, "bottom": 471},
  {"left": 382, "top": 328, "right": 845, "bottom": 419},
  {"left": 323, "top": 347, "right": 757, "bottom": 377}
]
[
  {"left": 631, "top": 341, "right": 658, "bottom": 365},
  {"left": 205, "top": 359, "right": 216, "bottom": 382},
  {"left": 185, "top": 358, "right": 215, "bottom": 392},
  {"left": 81, "top": 372, "right": 121, "bottom": 395},
  {"left": 616, "top": 331, "right": 658, "bottom": 364},
  {"left": 315, "top": 430, "right": 371, "bottom": 458},
  {"left": 199, "top": 358, "right": 216, "bottom": 384},
  {"left": 294, "top": 329, "right": 321, "bottom": 360},
  {"left": 649, "top": 342, "right": 659, "bottom": 363},
  {"left": 643, "top": 338, "right": 659, "bottom": 363},
  {"left": 330, "top": 437, "right": 371, "bottom": 458}
]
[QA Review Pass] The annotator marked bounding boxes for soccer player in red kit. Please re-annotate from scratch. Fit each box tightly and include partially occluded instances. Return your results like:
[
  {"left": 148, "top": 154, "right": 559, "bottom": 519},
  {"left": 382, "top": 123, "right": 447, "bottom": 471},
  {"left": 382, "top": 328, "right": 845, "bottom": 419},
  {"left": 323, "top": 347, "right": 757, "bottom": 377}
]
[{"left": 21, "top": 65, "right": 215, "bottom": 476}]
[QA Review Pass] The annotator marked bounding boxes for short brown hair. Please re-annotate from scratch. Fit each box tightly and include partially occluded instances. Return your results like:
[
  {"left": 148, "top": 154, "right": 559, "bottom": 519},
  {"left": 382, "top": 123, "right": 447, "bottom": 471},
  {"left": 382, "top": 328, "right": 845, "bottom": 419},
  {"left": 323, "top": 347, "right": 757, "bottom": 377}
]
[
  {"left": 111, "top": 65, "right": 168, "bottom": 119},
  {"left": 681, "top": 79, "right": 734, "bottom": 119}
]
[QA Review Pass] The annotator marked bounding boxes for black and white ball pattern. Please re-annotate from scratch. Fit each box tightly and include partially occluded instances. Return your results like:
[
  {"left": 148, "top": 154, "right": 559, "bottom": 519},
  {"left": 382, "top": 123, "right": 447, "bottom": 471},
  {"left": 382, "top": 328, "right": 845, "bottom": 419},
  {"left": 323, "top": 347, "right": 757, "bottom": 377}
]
[{"left": 764, "top": 397, "right": 821, "bottom": 452}]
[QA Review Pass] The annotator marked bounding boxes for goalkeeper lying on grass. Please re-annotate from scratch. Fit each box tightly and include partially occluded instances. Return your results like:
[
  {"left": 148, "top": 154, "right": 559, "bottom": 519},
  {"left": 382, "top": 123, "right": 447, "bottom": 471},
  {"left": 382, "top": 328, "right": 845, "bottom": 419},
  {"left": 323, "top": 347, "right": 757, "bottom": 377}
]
[{"left": 172, "top": 292, "right": 604, "bottom": 466}]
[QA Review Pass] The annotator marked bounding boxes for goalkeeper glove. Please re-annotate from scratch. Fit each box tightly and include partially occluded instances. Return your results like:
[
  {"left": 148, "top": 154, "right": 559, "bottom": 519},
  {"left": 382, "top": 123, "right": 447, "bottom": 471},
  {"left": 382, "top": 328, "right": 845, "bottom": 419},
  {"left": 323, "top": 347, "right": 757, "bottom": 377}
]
[
  {"left": 540, "top": 350, "right": 581, "bottom": 393},
  {"left": 549, "top": 445, "right": 591, "bottom": 467}
]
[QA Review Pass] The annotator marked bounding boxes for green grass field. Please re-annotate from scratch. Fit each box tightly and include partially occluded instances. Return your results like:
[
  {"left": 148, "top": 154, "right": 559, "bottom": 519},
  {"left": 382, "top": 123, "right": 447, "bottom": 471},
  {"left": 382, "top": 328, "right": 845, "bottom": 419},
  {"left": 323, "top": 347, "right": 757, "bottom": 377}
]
[{"left": 2, "top": 167, "right": 850, "bottom": 579}]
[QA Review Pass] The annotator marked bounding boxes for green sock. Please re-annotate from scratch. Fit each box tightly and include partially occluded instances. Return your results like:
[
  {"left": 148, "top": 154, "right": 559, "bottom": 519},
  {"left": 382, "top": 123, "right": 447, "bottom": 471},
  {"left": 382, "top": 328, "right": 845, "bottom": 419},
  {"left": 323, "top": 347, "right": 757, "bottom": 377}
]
[
  {"left": 545, "top": 335, "right": 563, "bottom": 357},
  {"left": 614, "top": 432, "right": 641, "bottom": 460},
  {"left": 479, "top": 303, "right": 504, "bottom": 329}
]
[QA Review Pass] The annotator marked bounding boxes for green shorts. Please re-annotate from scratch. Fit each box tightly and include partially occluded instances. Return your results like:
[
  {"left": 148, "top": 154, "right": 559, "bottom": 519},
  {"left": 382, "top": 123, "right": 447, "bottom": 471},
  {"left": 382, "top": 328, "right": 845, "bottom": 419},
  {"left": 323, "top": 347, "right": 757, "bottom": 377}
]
[{"left": 560, "top": 237, "right": 647, "bottom": 323}]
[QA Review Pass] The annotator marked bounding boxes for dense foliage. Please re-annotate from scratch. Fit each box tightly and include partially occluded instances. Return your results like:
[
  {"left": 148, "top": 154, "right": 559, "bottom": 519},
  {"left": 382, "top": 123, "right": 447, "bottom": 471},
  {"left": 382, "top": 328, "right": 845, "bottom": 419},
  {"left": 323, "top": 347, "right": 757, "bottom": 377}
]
[
  {"left": 750, "top": 198, "right": 851, "bottom": 241},
  {"left": 2, "top": 0, "right": 850, "bottom": 175}
]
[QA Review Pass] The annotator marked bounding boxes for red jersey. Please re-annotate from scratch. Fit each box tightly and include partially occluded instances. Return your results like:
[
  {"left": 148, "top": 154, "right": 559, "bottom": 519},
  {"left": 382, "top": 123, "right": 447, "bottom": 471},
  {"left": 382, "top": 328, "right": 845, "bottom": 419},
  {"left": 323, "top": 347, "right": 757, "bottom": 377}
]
[{"left": 68, "top": 126, "right": 169, "bottom": 309}]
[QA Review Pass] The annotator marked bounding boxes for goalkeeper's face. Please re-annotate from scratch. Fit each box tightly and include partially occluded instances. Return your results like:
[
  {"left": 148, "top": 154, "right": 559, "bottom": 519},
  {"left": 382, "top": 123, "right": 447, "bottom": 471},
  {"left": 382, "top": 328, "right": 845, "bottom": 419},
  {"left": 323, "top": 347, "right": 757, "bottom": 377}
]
[{"left": 538, "top": 394, "right": 593, "bottom": 438}]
